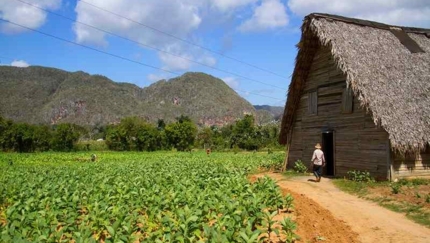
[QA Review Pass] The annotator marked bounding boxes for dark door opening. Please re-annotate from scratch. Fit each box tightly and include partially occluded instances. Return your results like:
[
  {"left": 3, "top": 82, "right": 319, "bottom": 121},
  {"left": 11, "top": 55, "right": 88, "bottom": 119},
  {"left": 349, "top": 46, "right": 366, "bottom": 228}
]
[{"left": 322, "top": 132, "right": 335, "bottom": 176}]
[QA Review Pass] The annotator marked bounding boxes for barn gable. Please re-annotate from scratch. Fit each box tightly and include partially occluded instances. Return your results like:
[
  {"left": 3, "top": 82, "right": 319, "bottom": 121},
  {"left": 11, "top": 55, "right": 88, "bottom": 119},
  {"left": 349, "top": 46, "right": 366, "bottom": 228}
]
[{"left": 279, "top": 13, "right": 430, "bottom": 179}]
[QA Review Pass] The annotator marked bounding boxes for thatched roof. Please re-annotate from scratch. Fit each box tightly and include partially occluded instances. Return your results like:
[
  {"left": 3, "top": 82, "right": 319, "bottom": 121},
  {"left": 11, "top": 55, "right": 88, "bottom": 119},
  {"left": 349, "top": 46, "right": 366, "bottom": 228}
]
[{"left": 279, "top": 13, "right": 430, "bottom": 153}]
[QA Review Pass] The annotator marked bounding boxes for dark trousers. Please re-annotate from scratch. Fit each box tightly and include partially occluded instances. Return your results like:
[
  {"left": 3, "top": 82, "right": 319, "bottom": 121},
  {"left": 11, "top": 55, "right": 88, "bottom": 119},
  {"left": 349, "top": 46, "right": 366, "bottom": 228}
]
[{"left": 313, "top": 165, "right": 322, "bottom": 178}]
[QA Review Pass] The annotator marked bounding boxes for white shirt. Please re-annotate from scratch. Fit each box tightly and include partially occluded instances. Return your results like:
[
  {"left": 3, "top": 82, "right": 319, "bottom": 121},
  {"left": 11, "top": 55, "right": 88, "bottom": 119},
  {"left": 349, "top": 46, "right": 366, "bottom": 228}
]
[{"left": 312, "top": 149, "right": 325, "bottom": 165}]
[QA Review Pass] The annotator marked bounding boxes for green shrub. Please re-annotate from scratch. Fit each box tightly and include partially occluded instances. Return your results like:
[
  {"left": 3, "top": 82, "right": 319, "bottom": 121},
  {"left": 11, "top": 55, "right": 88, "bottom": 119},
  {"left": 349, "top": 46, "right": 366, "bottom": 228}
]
[
  {"left": 346, "top": 170, "right": 374, "bottom": 182},
  {"left": 293, "top": 160, "right": 307, "bottom": 173},
  {"left": 268, "top": 152, "right": 284, "bottom": 170},
  {"left": 397, "top": 178, "right": 429, "bottom": 187},
  {"left": 284, "top": 193, "right": 294, "bottom": 212},
  {"left": 51, "top": 123, "right": 84, "bottom": 152},
  {"left": 280, "top": 217, "right": 298, "bottom": 243},
  {"left": 390, "top": 183, "right": 401, "bottom": 194}
]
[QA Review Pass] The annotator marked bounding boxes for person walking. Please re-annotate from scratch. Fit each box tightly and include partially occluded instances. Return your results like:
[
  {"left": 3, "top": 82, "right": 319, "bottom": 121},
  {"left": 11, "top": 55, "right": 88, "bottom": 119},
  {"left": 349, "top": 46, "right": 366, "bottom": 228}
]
[{"left": 311, "top": 143, "right": 325, "bottom": 182}]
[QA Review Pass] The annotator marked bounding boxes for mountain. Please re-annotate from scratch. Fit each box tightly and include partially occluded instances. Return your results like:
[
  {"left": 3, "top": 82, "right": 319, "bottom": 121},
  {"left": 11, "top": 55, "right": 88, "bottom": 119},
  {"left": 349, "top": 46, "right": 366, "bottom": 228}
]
[
  {"left": 0, "top": 66, "right": 256, "bottom": 127},
  {"left": 254, "top": 105, "right": 284, "bottom": 122}
]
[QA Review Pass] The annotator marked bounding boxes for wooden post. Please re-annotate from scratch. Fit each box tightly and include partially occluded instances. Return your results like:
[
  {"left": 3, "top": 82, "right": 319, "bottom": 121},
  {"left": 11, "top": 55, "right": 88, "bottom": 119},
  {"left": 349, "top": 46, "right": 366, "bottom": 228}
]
[
  {"left": 386, "top": 140, "right": 393, "bottom": 181},
  {"left": 281, "top": 145, "right": 290, "bottom": 172},
  {"left": 281, "top": 129, "right": 293, "bottom": 172}
]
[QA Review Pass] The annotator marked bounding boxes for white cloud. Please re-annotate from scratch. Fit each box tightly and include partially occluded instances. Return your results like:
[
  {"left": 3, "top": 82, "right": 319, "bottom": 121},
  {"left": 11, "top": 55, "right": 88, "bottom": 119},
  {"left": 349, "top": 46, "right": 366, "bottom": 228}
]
[
  {"left": 74, "top": 0, "right": 212, "bottom": 70},
  {"left": 72, "top": 0, "right": 295, "bottom": 70},
  {"left": 210, "top": 0, "right": 258, "bottom": 12},
  {"left": 288, "top": 0, "right": 430, "bottom": 28},
  {"left": 159, "top": 52, "right": 192, "bottom": 71},
  {"left": 157, "top": 43, "right": 193, "bottom": 71},
  {"left": 11, "top": 60, "right": 30, "bottom": 67},
  {"left": 74, "top": 0, "right": 201, "bottom": 46},
  {"left": 222, "top": 77, "right": 240, "bottom": 89},
  {"left": 198, "top": 55, "right": 217, "bottom": 67},
  {"left": 0, "top": 0, "right": 61, "bottom": 34},
  {"left": 239, "top": 0, "right": 289, "bottom": 32}
]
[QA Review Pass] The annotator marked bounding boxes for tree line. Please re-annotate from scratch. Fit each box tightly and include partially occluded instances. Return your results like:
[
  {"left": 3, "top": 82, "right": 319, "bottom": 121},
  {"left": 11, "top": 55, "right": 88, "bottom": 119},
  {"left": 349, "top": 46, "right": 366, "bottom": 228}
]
[{"left": 0, "top": 115, "right": 281, "bottom": 152}]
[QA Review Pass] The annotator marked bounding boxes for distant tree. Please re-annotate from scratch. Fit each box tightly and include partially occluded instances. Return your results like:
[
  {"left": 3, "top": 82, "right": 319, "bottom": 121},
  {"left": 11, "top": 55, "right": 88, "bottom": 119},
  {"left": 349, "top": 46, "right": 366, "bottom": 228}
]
[
  {"left": 211, "top": 124, "right": 233, "bottom": 150},
  {"left": 118, "top": 117, "right": 140, "bottom": 150},
  {"left": 9, "top": 123, "right": 36, "bottom": 153},
  {"left": 0, "top": 118, "right": 53, "bottom": 152},
  {"left": 156, "top": 130, "right": 168, "bottom": 150},
  {"left": 51, "top": 123, "right": 83, "bottom": 151},
  {"left": 135, "top": 122, "right": 159, "bottom": 151},
  {"left": 230, "top": 115, "right": 260, "bottom": 150},
  {"left": 257, "top": 123, "right": 281, "bottom": 149},
  {"left": 157, "top": 119, "right": 166, "bottom": 130},
  {"left": 33, "top": 125, "right": 52, "bottom": 152},
  {"left": 196, "top": 127, "right": 213, "bottom": 149},
  {"left": 165, "top": 119, "right": 197, "bottom": 151},
  {"left": 90, "top": 123, "right": 106, "bottom": 140},
  {"left": 0, "top": 116, "right": 13, "bottom": 151},
  {"left": 105, "top": 117, "right": 137, "bottom": 151},
  {"left": 234, "top": 114, "right": 255, "bottom": 135},
  {"left": 105, "top": 125, "right": 126, "bottom": 151},
  {"left": 105, "top": 117, "right": 160, "bottom": 151},
  {"left": 176, "top": 115, "right": 192, "bottom": 123}
]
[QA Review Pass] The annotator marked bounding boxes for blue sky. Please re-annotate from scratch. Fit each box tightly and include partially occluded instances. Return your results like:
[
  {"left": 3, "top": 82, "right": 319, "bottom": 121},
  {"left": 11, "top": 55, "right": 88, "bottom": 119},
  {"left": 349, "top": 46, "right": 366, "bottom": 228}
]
[{"left": 1, "top": 0, "right": 429, "bottom": 106}]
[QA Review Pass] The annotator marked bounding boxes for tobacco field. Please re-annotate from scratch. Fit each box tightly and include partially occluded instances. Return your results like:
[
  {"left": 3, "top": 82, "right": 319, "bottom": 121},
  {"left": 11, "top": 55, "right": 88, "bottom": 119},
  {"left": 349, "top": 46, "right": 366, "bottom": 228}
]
[{"left": 0, "top": 152, "right": 293, "bottom": 242}]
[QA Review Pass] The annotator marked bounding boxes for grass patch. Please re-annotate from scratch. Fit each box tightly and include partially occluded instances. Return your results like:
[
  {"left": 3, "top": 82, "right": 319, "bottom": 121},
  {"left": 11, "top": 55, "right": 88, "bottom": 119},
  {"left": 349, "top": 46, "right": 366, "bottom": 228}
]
[
  {"left": 376, "top": 199, "right": 430, "bottom": 227},
  {"left": 334, "top": 179, "right": 430, "bottom": 228},
  {"left": 332, "top": 179, "right": 374, "bottom": 196},
  {"left": 406, "top": 211, "right": 430, "bottom": 226},
  {"left": 397, "top": 178, "right": 429, "bottom": 187}
]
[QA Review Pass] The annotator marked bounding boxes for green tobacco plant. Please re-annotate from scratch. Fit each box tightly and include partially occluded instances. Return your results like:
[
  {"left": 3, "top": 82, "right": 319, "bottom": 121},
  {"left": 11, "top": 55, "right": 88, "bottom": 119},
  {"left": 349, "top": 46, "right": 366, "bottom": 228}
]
[
  {"left": 280, "top": 217, "right": 299, "bottom": 243},
  {"left": 283, "top": 193, "right": 294, "bottom": 212},
  {"left": 391, "top": 183, "right": 402, "bottom": 194},
  {"left": 293, "top": 160, "right": 307, "bottom": 173},
  {"left": 0, "top": 152, "right": 297, "bottom": 242},
  {"left": 346, "top": 170, "right": 374, "bottom": 182}
]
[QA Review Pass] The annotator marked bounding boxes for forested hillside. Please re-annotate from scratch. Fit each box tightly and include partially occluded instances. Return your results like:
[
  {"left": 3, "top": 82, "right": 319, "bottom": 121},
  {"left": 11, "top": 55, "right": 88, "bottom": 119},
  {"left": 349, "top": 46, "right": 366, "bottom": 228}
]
[{"left": 0, "top": 66, "right": 258, "bottom": 126}]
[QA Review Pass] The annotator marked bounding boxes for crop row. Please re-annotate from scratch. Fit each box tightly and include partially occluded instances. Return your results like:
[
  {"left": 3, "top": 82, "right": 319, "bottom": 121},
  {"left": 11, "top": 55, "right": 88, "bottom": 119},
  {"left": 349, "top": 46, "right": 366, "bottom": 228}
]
[{"left": 0, "top": 152, "right": 292, "bottom": 242}]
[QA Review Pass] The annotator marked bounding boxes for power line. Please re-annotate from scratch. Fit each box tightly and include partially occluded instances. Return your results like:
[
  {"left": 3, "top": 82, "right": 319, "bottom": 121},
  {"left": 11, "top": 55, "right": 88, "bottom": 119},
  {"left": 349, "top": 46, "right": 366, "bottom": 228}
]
[
  {"left": 234, "top": 89, "right": 284, "bottom": 101},
  {"left": 1, "top": 18, "right": 178, "bottom": 74},
  {"left": 78, "top": 0, "right": 290, "bottom": 80},
  {"left": 0, "top": 18, "right": 284, "bottom": 101},
  {"left": 13, "top": 0, "right": 286, "bottom": 91},
  {"left": 270, "top": 99, "right": 287, "bottom": 107}
]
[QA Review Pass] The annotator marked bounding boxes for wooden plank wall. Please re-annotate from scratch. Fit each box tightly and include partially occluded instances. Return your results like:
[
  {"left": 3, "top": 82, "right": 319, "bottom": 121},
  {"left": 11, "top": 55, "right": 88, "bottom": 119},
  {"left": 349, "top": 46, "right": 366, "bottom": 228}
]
[
  {"left": 392, "top": 150, "right": 430, "bottom": 178},
  {"left": 287, "top": 45, "right": 389, "bottom": 179}
]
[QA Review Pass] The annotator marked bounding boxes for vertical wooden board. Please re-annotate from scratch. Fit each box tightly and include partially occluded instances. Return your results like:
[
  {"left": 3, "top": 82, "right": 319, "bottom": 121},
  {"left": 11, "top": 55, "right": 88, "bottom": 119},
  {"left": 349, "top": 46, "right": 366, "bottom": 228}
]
[
  {"left": 307, "top": 91, "right": 318, "bottom": 115},
  {"left": 312, "top": 92, "right": 318, "bottom": 114},
  {"left": 288, "top": 149, "right": 303, "bottom": 169},
  {"left": 341, "top": 87, "right": 353, "bottom": 113}
]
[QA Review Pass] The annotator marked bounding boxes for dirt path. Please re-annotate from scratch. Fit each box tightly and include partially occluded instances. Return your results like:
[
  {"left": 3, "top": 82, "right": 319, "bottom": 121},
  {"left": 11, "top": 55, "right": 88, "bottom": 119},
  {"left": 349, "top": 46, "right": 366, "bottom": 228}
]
[{"left": 255, "top": 173, "right": 430, "bottom": 243}]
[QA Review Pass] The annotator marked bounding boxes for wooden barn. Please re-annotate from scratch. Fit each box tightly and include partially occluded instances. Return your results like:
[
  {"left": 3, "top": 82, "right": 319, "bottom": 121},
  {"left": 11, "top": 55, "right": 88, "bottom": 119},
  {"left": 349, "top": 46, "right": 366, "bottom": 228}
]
[{"left": 279, "top": 13, "right": 430, "bottom": 180}]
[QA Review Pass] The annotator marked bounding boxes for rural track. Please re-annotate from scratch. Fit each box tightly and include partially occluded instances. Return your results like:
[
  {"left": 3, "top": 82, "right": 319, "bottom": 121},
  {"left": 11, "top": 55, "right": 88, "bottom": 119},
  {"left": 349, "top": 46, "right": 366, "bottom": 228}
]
[{"left": 257, "top": 173, "right": 430, "bottom": 243}]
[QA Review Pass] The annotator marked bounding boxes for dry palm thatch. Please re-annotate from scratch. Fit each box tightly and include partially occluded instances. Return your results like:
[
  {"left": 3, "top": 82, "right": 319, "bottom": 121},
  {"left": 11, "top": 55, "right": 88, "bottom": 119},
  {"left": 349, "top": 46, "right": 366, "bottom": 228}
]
[{"left": 279, "top": 13, "right": 430, "bottom": 153}]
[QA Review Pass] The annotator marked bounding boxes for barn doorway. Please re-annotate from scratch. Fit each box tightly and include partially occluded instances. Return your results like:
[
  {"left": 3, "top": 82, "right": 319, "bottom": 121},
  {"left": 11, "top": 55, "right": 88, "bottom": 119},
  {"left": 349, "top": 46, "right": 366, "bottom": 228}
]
[{"left": 322, "top": 131, "right": 335, "bottom": 176}]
